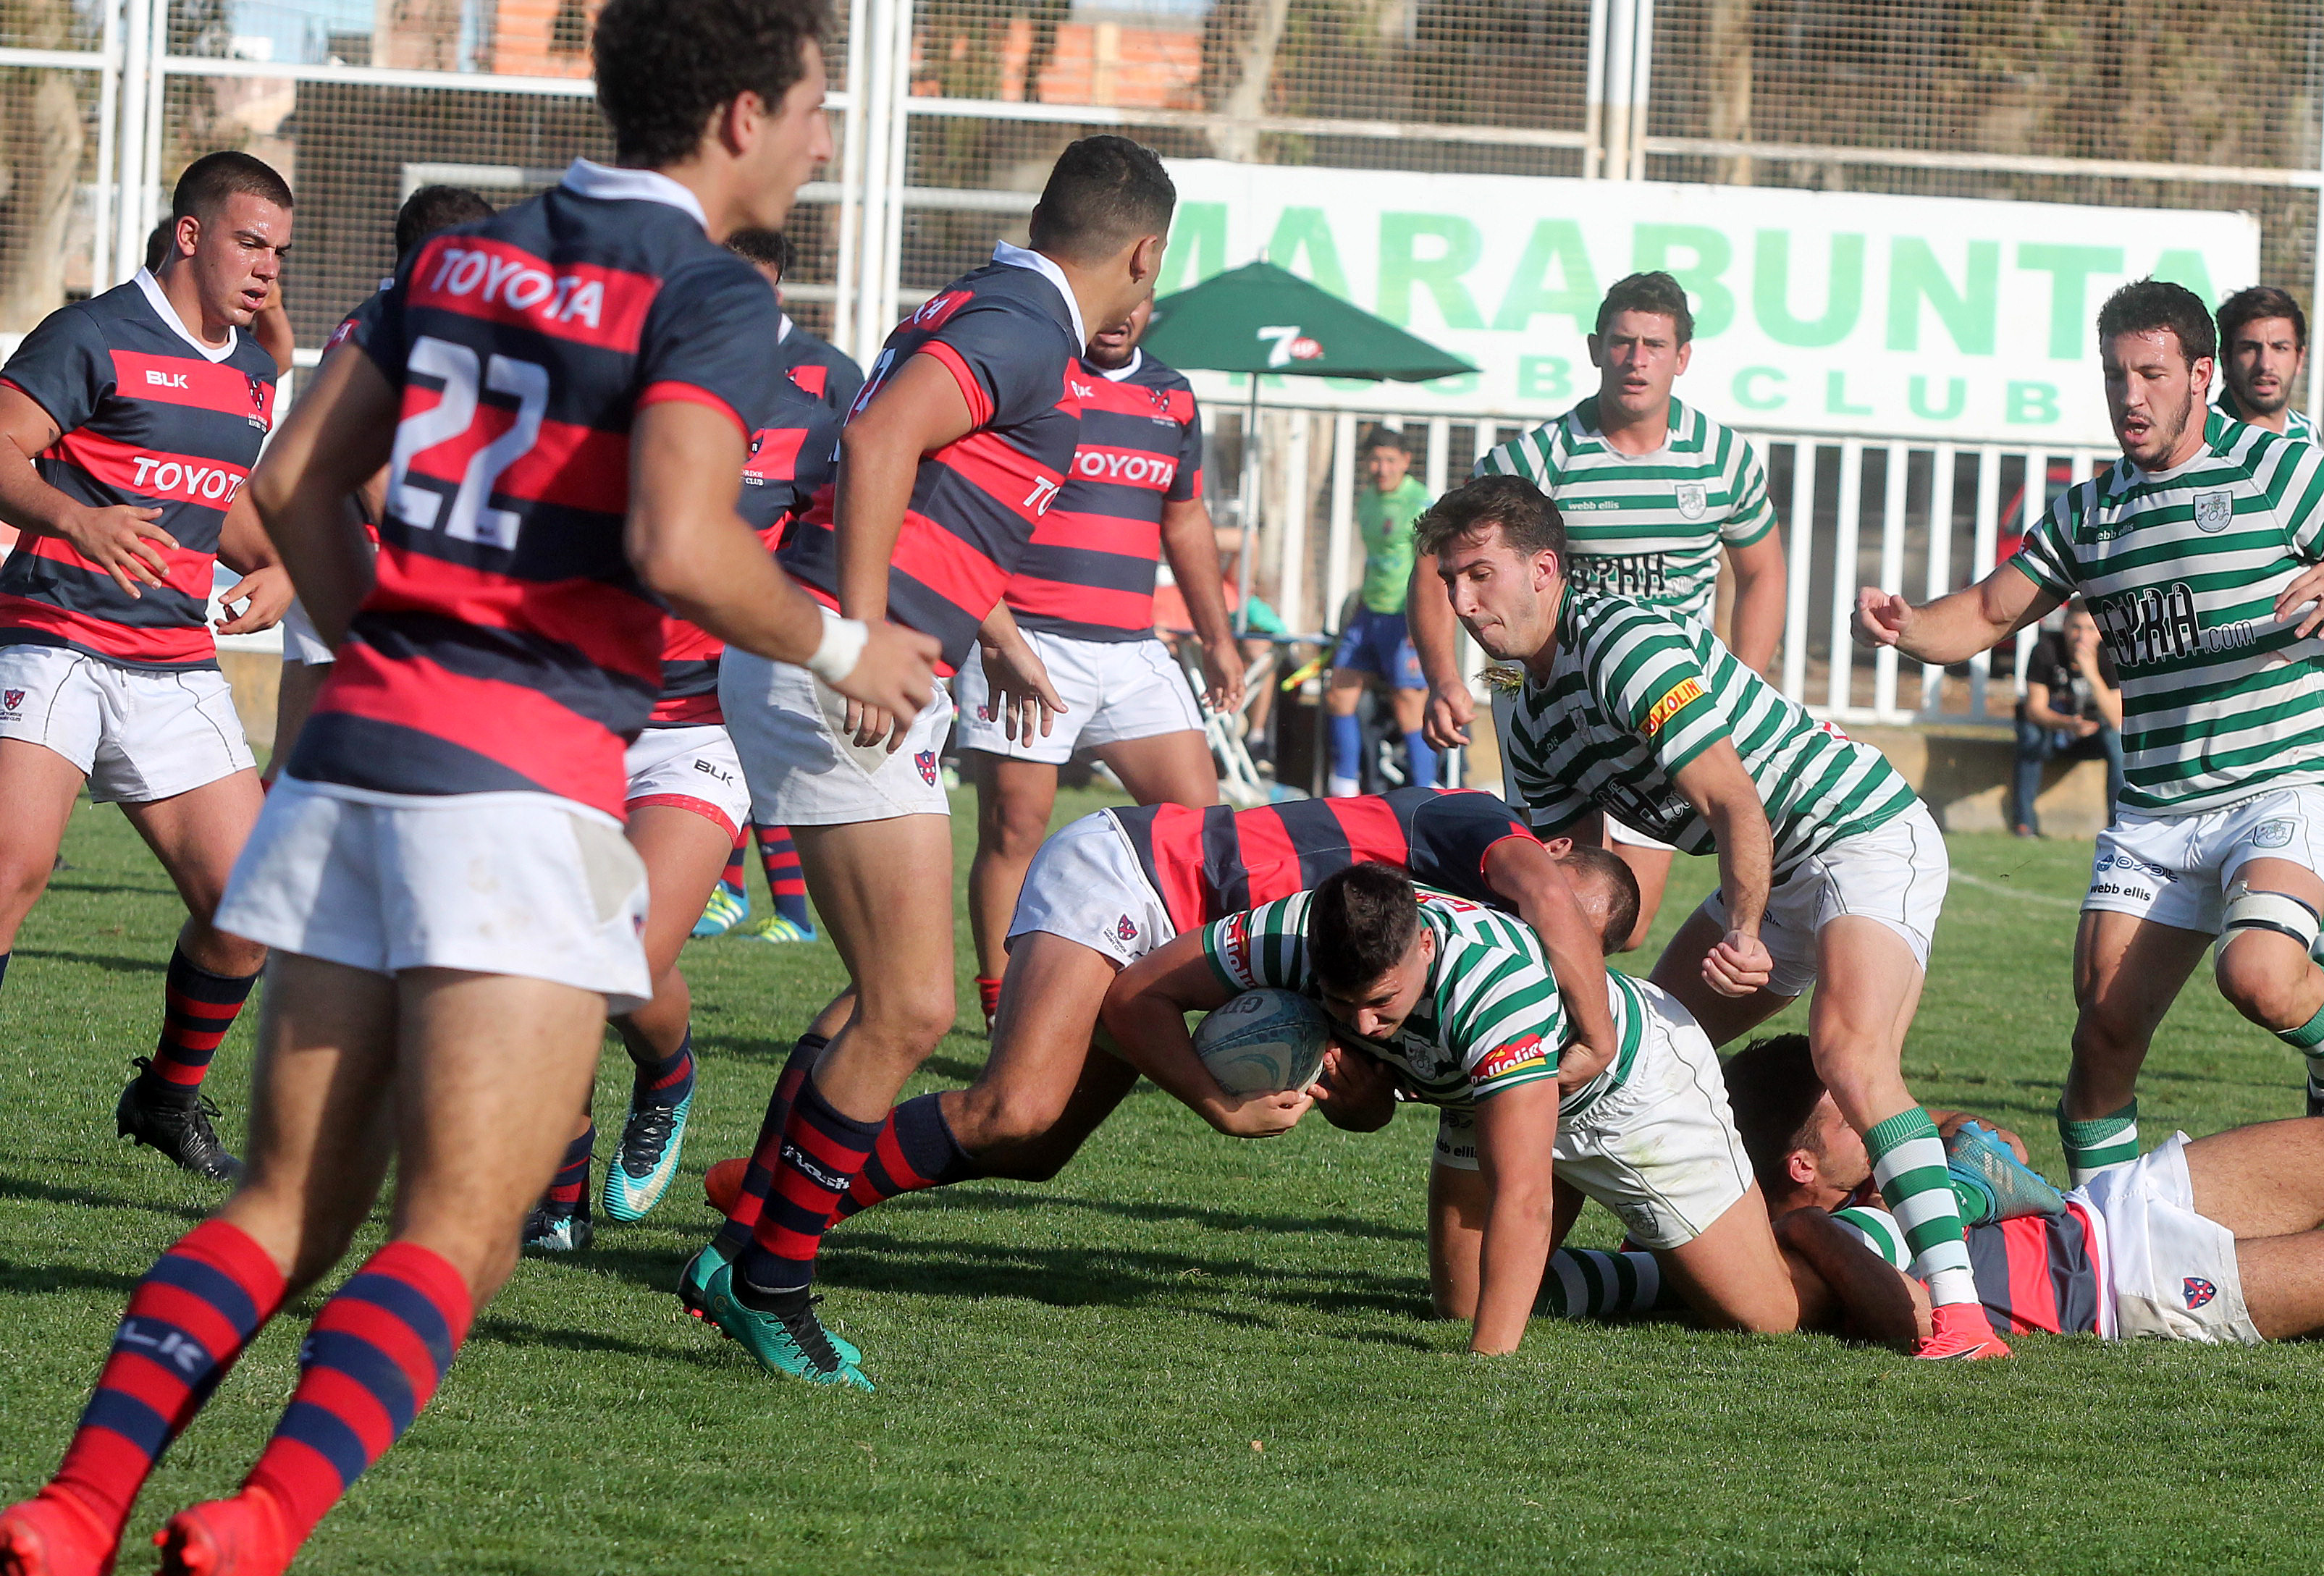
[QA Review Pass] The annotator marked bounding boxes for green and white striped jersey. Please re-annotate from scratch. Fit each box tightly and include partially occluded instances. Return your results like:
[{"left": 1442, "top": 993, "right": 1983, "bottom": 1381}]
[
  {"left": 1474, "top": 396, "right": 1777, "bottom": 625},
  {"left": 2010, "top": 410, "right": 2324, "bottom": 814},
  {"left": 1502, "top": 591, "right": 1919, "bottom": 874},
  {"left": 2216, "top": 385, "right": 2317, "bottom": 445},
  {"left": 1201, "top": 885, "right": 1647, "bottom": 1117}
]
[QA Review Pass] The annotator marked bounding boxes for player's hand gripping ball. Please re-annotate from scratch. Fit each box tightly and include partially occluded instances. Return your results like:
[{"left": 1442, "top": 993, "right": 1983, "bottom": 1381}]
[{"left": 1195, "top": 988, "right": 1332, "bottom": 1095}]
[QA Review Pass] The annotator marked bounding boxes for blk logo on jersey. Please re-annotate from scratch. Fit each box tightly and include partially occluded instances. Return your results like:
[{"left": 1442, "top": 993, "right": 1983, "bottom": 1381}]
[
  {"left": 2183, "top": 1276, "right": 2218, "bottom": 1310},
  {"left": 915, "top": 749, "right": 938, "bottom": 785}
]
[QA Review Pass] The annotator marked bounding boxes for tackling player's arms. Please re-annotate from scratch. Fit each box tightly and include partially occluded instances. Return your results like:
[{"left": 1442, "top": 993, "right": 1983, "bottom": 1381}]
[
  {"left": 1479, "top": 833, "right": 1628, "bottom": 1087},
  {"left": 1771, "top": 1207, "right": 1928, "bottom": 1345},
  {"left": 1098, "top": 933, "right": 1315, "bottom": 1137}
]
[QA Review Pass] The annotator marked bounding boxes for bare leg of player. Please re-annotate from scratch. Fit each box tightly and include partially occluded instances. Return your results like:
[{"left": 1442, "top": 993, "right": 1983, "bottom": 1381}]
[
  {"left": 1651, "top": 1185, "right": 1799, "bottom": 1333},
  {"left": 1097, "top": 728, "right": 1221, "bottom": 810},
  {"left": 940, "top": 932, "right": 1136, "bottom": 1180},
  {"left": 2060, "top": 911, "right": 2213, "bottom": 1181},
  {"left": 121, "top": 772, "right": 269, "bottom": 980},
  {"left": 0, "top": 739, "right": 85, "bottom": 953},
  {"left": 1428, "top": 1166, "right": 1585, "bottom": 1320},
  {"left": 966, "top": 753, "right": 1058, "bottom": 996},
  {"left": 2183, "top": 1118, "right": 2324, "bottom": 1237},
  {"left": 2227, "top": 1232, "right": 2324, "bottom": 1339}
]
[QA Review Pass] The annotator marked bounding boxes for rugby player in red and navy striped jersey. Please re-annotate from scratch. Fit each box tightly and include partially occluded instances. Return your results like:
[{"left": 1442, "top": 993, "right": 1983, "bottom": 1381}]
[
  {"left": 725, "top": 226, "right": 864, "bottom": 415},
  {"left": 695, "top": 788, "right": 1633, "bottom": 1273},
  {"left": 700, "top": 135, "right": 1173, "bottom": 1386},
  {"left": 955, "top": 298, "right": 1245, "bottom": 1030},
  {"left": 0, "top": 3, "right": 939, "bottom": 1570},
  {"left": 0, "top": 151, "right": 294, "bottom": 1184},
  {"left": 1730, "top": 1034, "right": 2324, "bottom": 1347}
]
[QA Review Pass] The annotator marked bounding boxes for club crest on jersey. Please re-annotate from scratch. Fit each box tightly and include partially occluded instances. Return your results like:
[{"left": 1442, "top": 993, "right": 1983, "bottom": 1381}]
[
  {"left": 915, "top": 749, "right": 938, "bottom": 785},
  {"left": 2254, "top": 819, "right": 2297, "bottom": 850},
  {"left": 2183, "top": 1276, "right": 2218, "bottom": 1310},
  {"left": 1, "top": 690, "right": 22, "bottom": 712},
  {"left": 1675, "top": 483, "right": 1707, "bottom": 520},
  {"left": 1115, "top": 914, "right": 1138, "bottom": 943},
  {"left": 2193, "top": 491, "right": 2234, "bottom": 532}
]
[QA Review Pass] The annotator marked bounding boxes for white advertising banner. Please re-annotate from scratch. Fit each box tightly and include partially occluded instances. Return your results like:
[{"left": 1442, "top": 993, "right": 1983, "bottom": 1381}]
[{"left": 1158, "top": 159, "right": 2263, "bottom": 445}]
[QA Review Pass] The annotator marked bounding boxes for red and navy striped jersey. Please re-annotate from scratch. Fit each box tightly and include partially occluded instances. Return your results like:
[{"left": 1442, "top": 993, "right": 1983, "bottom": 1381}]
[
  {"left": 287, "top": 159, "right": 788, "bottom": 817},
  {"left": 1966, "top": 1202, "right": 2104, "bottom": 1337},
  {"left": 773, "top": 313, "right": 864, "bottom": 415},
  {"left": 0, "top": 271, "right": 278, "bottom": 670},
  {"left": 1006, "top": 349, "right": 1201, "bottom": 643},
  {"left": 1111, "top": 786, "right": 1534, "bottom": 933},
  {"left": 778, "top": 248, "right": 1083, "bottom": 671},
  {"left": 649, "top": 387, "right": 842, "bottom": 729}
]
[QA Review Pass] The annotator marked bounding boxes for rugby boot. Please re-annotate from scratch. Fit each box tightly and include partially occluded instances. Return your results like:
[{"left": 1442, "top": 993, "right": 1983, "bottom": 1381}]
[
  {"left": 521, "top": 1205, "right": 594, "bottom": 1255},
  {"left": 703, "top": 1262, "right": 870, "bottom": 1389},
  {"left": 2308, "top": 1076, "right": 2324, "bottom": 1120},
  {"left": 153, "top": 1486, "right": 292, "bottom": 1576},
  {"left": 1944, "top": 1121, "right": 2066, "bottom": 1222},
  {"left": 735, "top": 914, "right": 817, "bottom": 944},
  {"left": 601, "top": 1091, "right": 691, "bottom": 1223},
  {"left": 0, "top": 1488, "right": 115, "bottom": 1576},
  {"left": 692, "top": 882, "right": 749, "bottom": 939},
  {"left": 679, "top": 1242, "right": 857, "bottom": 1362},
  {"left": 116, "top": 1060, "right": 239, "bottom": 1181},
  {"left": 1913, "top": 1301, "right": 2012, "bottom": 1360}
]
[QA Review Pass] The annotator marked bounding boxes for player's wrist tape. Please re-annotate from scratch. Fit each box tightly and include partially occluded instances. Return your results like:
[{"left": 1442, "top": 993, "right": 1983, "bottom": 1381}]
[{"left": 807, "top": 617, "right": 869, "bottom": 684}]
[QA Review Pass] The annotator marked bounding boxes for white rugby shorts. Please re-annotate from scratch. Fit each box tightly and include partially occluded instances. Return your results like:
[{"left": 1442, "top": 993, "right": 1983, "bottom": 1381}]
[
  {"left": 216, "top": 776, "right": 652, "bottom": 1012},
  {"left": 2082, "top": 787, "right": 2324, "bottom": 935},
  {"left": 1006, "top": 809, "right": 1175, "bottom": 963},
  {"left": 0, "top": 644, "right": 253, "bottom": 803},
  {"left": 624, "top": 723, "right": 749, "bottom": 840},
  {"left": 1432, "top": 978, "right": 1753, "bottom": 1252},
  {"left": 1695, "top": 800, "right": 1948, "bottom": 998},
  {"left": 953, "top": 628, "right": 1202, "bottom": 765},
  {"left": 279, "top": 597, "right": 334, "bottom": 665},
  {"left": 1605, "top": 815, "right": 1675, "bottom": 853},
  {"left": 719, "top": 610, "right": 952, "bottom": 827},
  {"left": 2076, "top": 1132, "right": 2259, "bottom": 1345}
]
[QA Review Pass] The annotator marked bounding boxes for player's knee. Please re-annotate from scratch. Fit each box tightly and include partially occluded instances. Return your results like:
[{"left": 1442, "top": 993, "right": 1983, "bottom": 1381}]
[
  {"left": 2215, "top": 885, "right": 2323, "bottom": 1031},
  {"left": 856, "top": 976, "right": 956, "bottom": 1054},
  {"left": 953, "top": 1078, "right": 1071, "bottom": 1153},
  {"left": 988, "top": 798, "right": 1052, "bottom": 861},
  {"left": 0, "top": 852, "right": 54, "bottom": 934}
]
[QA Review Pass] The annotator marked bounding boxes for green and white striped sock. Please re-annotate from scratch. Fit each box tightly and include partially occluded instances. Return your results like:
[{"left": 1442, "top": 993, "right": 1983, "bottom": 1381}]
[
  {"left": 1865, "top": 1107, "right": 1975, "bottom": 1309},
  {"left": 1536, "top": 1249, "right": 1665, "bottom": 1319},
  {"left": 2276, "top": 1005, "right": 2324, "bottom": 1097},
  {"left": 2056, "top": 1098, "right": 2139, "bottom": 1187}
]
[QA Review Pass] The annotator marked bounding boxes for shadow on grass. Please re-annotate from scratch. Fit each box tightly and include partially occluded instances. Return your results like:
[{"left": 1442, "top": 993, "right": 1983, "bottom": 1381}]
[
  {"left": 12, "top": 945, "right": 169, "bottom": 977},
  {"left": 0, "top": 1173, "right": 210, "bottom": 1223},
  {"left": 872, "top": 1184, "right": 1429, "bottom": 1244},
  {"left": 0, "top": 1254, "right": 145, "bottom": 1298},
  {"left": 470, "top": 1312, "right": 735, "bottom": 1368}
]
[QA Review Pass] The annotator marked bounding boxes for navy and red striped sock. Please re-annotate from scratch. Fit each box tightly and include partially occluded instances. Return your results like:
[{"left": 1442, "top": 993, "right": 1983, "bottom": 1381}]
[
  {"left": 833, "top": 1093, "right": 983, "bottom": 1220},
  {"left": 754, "top": 823, "right": 812, "bottom": 928},
  {"left": 143, "top": 947, "right": 260, "bottom": 1092},
  {"left": 719, "top": 828, "right": 748, "bottom": 895},
  {"left": 50, "top": 1220, "right": 286, "bottom": 1541},
  {"left": 736, "top": 1076, "right": 880, "bottom": 1299},
  {"left": 628, "top": 1030, "right": 694, "bottom": 1111},
  {"left": 543, "top": 1121, "right": 593, "bottom": 1220},
  {"left": 244, "top": 1241, "right": 473, "bottom": 1548},
  {"left": 714, "top": 1033, "right": 825, "bottom": 1256}
]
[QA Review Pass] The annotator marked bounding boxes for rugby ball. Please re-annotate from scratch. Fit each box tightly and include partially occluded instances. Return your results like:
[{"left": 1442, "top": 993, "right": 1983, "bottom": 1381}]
[
  {"left": 1195, "top": 988, "right": 1332, "bottom": 1095},
  {"left": 704, "top": 1155, "right": 747, "bottom": 1215}
]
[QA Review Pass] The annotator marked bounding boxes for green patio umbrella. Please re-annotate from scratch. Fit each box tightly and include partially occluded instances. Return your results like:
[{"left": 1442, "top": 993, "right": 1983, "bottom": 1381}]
[{"left": 1141, "top": 261, "right": 1477, "bottom": 630}]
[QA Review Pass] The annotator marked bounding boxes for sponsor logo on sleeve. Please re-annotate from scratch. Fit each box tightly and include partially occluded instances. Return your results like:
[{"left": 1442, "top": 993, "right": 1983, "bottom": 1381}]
[
  {"left": 1473, "top": 1034, "right": 1549, "bottom": 1084},
  {"left": 1219, "top": 911, "right": 1252, "bottom": 981},
  {"left": 1641, "top": 676, "right": 1706, "bottom": 737}
]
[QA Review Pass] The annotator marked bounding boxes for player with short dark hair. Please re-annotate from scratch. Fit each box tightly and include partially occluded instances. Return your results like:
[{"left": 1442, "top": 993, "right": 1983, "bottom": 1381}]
[
  {"left": 0, "top": 151, "right": 294, "bottom": 1183},
  {"left": 956, "top": 295, "right": 1242, "bottom": 1028},
  {"left": 725, "top": 225, "right": 862, "bottom": 413},
  {"left": 702, "top": 132, "right": 1172, "bottom": 1387},
  {"left": 1325, "top": 425, "right": 1435, "bottom": 796},
  {"left": 392, "top": 185, "right": 494, "bottom": 264},
  {"left": 1103, "top": 855, "right": 1803, "bottom": 1354},
  {"left": 1858, "top": 277, "right": 2324, "bottom": 1169},
  {"left": 690, "top": 786, "right": 1631, "bottom": 1264},
  {"left": 2215, "top": 284, "right": 2313, "bottom": 444},
  {"left": 0, "top": 1, "right": 940, "bottom": 1568}
]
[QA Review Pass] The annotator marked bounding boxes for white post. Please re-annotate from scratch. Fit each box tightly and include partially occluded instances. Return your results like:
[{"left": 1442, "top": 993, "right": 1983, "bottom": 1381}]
[
  {"left": 872, "top": 0, "right": 912, "bottom": 341},
  {"left": 92, "top": 0, "right": 120, "bottom": 292},
  {"left": 1626, "top": 0, "right": 1654, "bottom": 181},
  {"left": 1781, "top": 439, "right": 1814, "bottom": 703},
  {"left": 1824, "top": 439, "right": 1863, "bottom": 715},
  {"left": 1601, "top": 0, "right": 1635, "bottom": 183},
  {"left": 1323, "top": 411, "right": 1356, "bottom": 618},
  {"left": 1967, "top": 446, "right": 2000, "bottom": 718},
  {"left": 1279, "top": 411, "right": 1311, "bottom": 633},
  {"left": 1921, "top": 442, "right": 1955, "bottom": 715},
  {"left": 832, "top": 0, "right": 871, "bottom": 358},
  {"left": 112, "top": 0, "right": 149, "bottom": 285},
  {"left": 2312, "top": 117, "right": 2324, "bottom": 423},
  {"left": 2012, "top": 450, "right": 2047, "bottom": 696},
  {"left": 1582, "top": 0, "right": 1609, "bottom": 180},
  {"left": 142, "top": 3, "right": 163, "bottom": 245},
  {"left": 849, "top": 0, "right": 893, "bottom": 368},
  {"left": 1872, "top": 440, "right": 1908, "bottom": 720},
  {"left": 1424, "top": 416, "right": 1449, "bottom": 499}
]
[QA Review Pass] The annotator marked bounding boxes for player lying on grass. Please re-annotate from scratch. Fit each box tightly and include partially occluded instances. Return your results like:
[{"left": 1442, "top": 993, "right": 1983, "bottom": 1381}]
[
  {"left": 1730, "top": 1034, "right": 2324, "bottom": 1345},
  {"left": 1101, "top": 861, "right": 1803, "bottom": 1354},
  {"left": 687, "top": 786, "right": 1628, "bottom": 1308}
]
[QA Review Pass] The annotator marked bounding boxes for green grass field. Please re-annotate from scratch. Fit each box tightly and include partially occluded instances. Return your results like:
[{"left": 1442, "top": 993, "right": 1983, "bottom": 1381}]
[{"left": 5, "top": 790, "right": 2323, "bottom": 1575}]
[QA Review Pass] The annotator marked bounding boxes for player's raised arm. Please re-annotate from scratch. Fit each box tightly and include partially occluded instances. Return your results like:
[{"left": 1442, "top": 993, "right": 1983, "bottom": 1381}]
[
  {"left": 1101, "top": 925, "right": 1315, "bottom": 1137},
  {"left": 1853, "top": 557, "right": 2058, "bottom": 665},
  {"left": 1469, "top": 1077, "right": 1559, "bottom": 1354}
]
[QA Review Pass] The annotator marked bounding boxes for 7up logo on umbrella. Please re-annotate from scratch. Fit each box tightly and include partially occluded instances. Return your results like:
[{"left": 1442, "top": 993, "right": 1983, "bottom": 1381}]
[{"left": 1258, "top": 325, "right": 1323, "bottom": 366}]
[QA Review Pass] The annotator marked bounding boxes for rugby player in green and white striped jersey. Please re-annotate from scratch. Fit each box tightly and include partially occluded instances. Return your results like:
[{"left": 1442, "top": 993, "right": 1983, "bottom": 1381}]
[
  {"left": 1860, "top": 277, "right": 2324, "bottom": 1187},
  {"left": 2215, "top": 285, "right": 2315, "bottom": 446},
  {"left": 1411, "top": 272, "right": 1789, "bottom": 951},
  {"left": 1100, "top": 862, "right": 1799, "bottom": 1355},
  {"left": 1419, "top": 472, "right": 2008, "bottom": 1360}
]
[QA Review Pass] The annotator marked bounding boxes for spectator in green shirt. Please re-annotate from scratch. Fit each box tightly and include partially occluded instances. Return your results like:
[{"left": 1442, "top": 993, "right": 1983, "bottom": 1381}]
[{"left": 1326, "top": 428, "right": 1436, "bottom": 794}]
